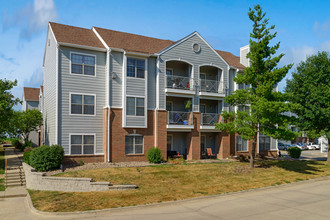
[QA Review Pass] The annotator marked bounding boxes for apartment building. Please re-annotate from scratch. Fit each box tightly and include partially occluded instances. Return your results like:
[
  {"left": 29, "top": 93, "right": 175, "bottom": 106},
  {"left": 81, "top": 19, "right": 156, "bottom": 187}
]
[
  {"left": 42, "top": 22, "right": 277, "bottom": 164},
  {"left": 22, "top": 87, "right": 43, "bottom": 146}
]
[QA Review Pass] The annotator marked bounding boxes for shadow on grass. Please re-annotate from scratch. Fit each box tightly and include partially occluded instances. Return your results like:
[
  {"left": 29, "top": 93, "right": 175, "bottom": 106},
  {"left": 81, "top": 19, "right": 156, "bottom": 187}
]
[{"left": 256, "top": 160, "right": 326, "bottom": 175}]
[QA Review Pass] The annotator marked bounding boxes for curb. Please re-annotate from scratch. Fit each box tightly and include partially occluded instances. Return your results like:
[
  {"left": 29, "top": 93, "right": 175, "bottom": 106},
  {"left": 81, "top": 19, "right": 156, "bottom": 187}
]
[
  {"left": 0, "top": 193, "right": 27, "bottom": 198},
  {"left": 26, "top": 175, "right": 330, "bottom": 216}
]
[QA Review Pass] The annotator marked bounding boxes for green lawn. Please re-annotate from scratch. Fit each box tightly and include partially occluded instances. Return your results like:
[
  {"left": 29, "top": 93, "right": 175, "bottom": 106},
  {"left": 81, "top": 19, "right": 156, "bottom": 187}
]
[{"left": 28, "top": 160, "right": 330, "bottom": 212}]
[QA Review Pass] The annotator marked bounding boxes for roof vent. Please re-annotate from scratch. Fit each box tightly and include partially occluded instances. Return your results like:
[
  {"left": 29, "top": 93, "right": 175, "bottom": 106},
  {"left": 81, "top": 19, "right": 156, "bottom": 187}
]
[{"left": 192, "top": 43, "right": 201, "bottom": 53}]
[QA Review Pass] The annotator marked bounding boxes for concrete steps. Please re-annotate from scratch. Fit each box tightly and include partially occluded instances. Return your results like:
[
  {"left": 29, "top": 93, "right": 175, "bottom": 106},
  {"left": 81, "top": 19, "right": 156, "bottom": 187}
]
[{"left": 5, "top": 166, "right": 26, "bottom": 188}]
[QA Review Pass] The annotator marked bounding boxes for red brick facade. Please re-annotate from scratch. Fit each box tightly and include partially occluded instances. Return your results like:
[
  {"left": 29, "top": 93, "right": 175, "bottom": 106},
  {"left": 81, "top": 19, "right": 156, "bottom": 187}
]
[{"left": 63, "top": 109, "right": 277, "bottom": 164}]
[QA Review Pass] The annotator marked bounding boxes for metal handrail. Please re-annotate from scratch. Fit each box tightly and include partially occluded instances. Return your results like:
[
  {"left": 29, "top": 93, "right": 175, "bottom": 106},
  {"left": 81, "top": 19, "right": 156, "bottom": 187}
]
[
  {"left": 166, "top": 75, "right": 192, "bottom": 90},
  {"left": 200, "top": 79, "right": 224, "bottom": 93},
  {"left": 201, "top": 113, "right": 221, "bottom": 126},
  {"left": 167, "top": 111, "right": 193, "bottom": 125}
]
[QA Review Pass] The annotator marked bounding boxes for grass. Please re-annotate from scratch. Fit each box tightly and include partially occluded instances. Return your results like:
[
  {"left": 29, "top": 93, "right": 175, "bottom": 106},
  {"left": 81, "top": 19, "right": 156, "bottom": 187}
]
[{"left": 28, "top": 160, "right": 330, "bottom": 212}]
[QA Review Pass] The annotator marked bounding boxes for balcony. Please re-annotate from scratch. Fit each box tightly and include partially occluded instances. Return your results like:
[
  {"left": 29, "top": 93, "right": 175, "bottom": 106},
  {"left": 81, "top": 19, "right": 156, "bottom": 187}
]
[
  {"left": 200, "top": 113, "right": 222, "bottom": 131},
  {"left": 200, "top": 79, "right": 223, "bottom": 93},
  {"left": 167, "top": 111, "right": 194, "bottom": 131}
]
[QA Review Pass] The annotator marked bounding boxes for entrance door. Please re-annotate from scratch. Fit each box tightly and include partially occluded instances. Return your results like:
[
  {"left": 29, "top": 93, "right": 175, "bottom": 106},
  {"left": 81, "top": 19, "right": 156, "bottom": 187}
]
[{"left": 200, "top": 73, "right": 206, "bottom": 91}]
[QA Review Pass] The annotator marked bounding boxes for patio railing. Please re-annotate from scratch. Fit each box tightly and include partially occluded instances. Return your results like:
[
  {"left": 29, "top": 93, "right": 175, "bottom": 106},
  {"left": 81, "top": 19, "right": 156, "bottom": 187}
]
[
  {"left": 167, "top": 111, "right": 193, "bottom": 125},
  {"left": 201, "top": 113, "right": 221, "bottom": 126},
  {"left": 166, "top": 75, "right": 192, "bottom": 90},
  {"left": 200, "top": 79, "right": 224, "bottom": 93}
]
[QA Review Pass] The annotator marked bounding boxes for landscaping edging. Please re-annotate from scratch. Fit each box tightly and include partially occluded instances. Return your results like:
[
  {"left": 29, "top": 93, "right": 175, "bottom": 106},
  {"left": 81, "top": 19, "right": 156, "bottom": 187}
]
[{"left": 23, "top": 163, "right": 137, "bottom": 192}]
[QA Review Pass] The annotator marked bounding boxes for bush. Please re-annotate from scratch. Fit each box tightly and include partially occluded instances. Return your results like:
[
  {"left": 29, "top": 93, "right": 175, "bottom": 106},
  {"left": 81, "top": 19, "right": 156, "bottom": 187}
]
[
  {"left": 29, "top": 145, "right": 64, "bottom": 171},
  {"left": 287, "top": 147, "right": 302, "bottom": 159},
  {"left": 11, "top": 138, "right": 25, "bottom": 151},
  {"left": 147, "top": 147, "right": 163, "bottom": 164},
  {"left": 23, "top": 147, "right": 33, "bottom": 165}
]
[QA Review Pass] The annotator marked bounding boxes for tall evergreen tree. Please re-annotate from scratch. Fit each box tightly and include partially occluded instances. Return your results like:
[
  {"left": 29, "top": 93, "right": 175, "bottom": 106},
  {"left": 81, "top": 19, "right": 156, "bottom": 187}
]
[
  {"left": 285, "top": 51, "right": 330, "bottom": 162},
  {"left": 216, "top": 4, "right": 297, "bottom": 168}
]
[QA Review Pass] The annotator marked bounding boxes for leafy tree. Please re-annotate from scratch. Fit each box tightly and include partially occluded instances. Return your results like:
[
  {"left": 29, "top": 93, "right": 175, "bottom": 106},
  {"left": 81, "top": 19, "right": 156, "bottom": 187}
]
[
  {"left": 0, "top": 78, "right": 21, "bottom": 138},
  {"left": 216, "top": 4, "right": 297, "bottom": 168},
  {"left": 11, "top": 109, "right": 43, "bottom": 144},
  {"left": 285, "top": 51, "right": 330, "bottom": 162}
]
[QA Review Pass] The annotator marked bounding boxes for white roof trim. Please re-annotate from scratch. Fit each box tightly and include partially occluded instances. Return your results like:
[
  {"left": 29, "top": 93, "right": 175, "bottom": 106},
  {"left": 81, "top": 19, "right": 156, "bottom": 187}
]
[
  {"left": 156, "top": 31, "right": 197, "bottom": 55},
  {"left": 43, "top": 23, "right": 58, "bottom": 67},
  {"left": 194, "top": 32, "right": 229, "bottom": 67},
  {"left": 92, "top": 27, "right": 110, "bottom": 50},
  {"left": 157, "top": 31, "right": 230, "bottom": 67}
]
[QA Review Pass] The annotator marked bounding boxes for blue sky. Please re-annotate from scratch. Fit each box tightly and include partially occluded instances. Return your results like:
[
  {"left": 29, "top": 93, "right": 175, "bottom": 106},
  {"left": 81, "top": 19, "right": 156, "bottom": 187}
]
[{"left": 1, "top": 0, "right": 329, "bottom": 109}]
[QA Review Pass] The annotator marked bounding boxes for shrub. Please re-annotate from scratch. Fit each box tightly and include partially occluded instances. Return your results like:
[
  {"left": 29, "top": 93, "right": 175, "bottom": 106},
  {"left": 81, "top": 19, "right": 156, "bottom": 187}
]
[
  {"left": 287, "top": 147, "right": 302, "bottom": 159},
  {"left": 23, "top": 147, "right": 33, "bottom": 165},
  {"left": 11, "top": 138, "right": 22, "bottom": 148},
  {"left": 147, "top": 147, "right": 163, "bottom": 164},
  {"left": 29, "top": 145, "right": 64, "bottom": 171}
]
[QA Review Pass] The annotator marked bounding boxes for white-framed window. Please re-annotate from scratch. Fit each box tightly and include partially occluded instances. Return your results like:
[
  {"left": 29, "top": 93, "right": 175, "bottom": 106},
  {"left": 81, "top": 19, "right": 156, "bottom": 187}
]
[
  {"left": 259, "top": 135, "right": 271, "bottom": 151},
  {"left": 236, "top": 135, "right": 248, "bottom": 151},
  {"left": 70, "top": 134, "right": 95, "bottom": 155},
  {"left": 126, "top": 97, "right": 144, "bottom": 116},
  {"left": 71, "top": 94, "right": 95, "bottom": 115},
  {"left": 71, "top": 53, "right": 96, "bottom": 76},
  {"left": 237, "top": 105, "right": 250, "bottom": 112},
  {"left": 125, "top": 135, "right": 143, "bottom": 154},
  {"left": 127, "top": 58, "right": 145, "bottom": 78}
]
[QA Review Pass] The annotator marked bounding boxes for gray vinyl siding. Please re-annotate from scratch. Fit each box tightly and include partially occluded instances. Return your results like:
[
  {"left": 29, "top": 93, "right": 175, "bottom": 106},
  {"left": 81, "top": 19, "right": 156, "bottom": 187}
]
[
  {"left": 126, "top": 116, "right": 145, "bottom": 127},
  {"left": 43, "top": 29, "right": 57, "bottom": 146},
  {"left": 110, "top": 51, "right": 123, "bottom": 108},
  {"left": 159, "top": 33, "right": 229, "bottom": 112},
  {"left": 126, "top": 78, "right": 145, "bottom": 96},
  {"left": 59, "top": 46, "right": 106, "bottom": 155},
  {"left": 148, "top": 57, "right": 156, "bottom": 109}
]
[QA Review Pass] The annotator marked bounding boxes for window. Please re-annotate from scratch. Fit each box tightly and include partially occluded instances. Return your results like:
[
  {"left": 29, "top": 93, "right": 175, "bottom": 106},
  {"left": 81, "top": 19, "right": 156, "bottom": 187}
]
[
  {"left": 126, "top": 97, "right": 144, "bottom": 116},
  {"left": 71, "top": 94, "right": 95, "bottom": 115},
  {"left": 71, "top": 53, "right": 95, "bottom": 76},
  {"left": 125, "top": 135, "right": 143, "bottom": 154},
  {"left": 166, "top": 101, "right": 173, "bottom": 111},
  {"left": 236, "top": 135, "right": 248, "bottom": 151},
  {"left": 167, "top": 135, "right": 173, "bottom": 151},
  {"left": 237, "top": 105, "right": 250, "bottom": 112},
  {"left": 70, "top": 134, "right": 95, "bottom": 155},
  {"left": 127, "top": 58, "right": 145, "bottom": 78},
  {"left": 259, "top": 135, "right": 271, "bottom": 151}
]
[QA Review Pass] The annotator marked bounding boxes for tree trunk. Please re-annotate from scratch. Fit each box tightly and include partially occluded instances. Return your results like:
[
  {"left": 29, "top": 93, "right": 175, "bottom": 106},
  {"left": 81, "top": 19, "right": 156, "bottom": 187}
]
[
  {"left": 327, "top": 138, "right": 330, "bottom": 163},
  {"left": 250, "top": 135, "right": 257, "bottom": 168}
]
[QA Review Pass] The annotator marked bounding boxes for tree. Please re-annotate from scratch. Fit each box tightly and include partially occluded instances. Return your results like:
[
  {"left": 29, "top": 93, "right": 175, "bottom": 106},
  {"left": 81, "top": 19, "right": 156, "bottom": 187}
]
[
  {"left": 11, "top": 109, "right": 43, "bottom": 143},
  {"left": 0, "top": 78, "right": 21, "bottom": 138},
  {"left": 216, "top": 4, "right": 297, "bottom": 168},
  {"left": 285, "top": 51, "right": 330, "bottom": 162}
]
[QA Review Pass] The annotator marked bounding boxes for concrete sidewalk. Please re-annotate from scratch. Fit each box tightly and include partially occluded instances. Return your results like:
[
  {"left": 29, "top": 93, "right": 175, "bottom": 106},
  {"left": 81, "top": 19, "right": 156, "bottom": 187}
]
[
  {"left": 1, "top": 176, "right": 330, "bottom": 219},
  {"left": 0, "top": 147, "right": 27, "bottom": 198}
]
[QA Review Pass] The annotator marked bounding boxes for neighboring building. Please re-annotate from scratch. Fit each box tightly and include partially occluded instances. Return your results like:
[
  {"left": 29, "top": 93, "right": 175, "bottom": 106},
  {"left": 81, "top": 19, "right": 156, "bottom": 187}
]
[
  {"left": 22, "top": 87, "right": 42, "bottom": 146},
  {"left": 42, "top": 22, "right": 277, "bottom": 164}
]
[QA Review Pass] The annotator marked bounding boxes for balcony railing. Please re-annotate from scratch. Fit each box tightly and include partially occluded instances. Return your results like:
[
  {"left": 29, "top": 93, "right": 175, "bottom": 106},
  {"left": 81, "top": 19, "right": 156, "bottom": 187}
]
[
  {"left": 167, "top": 111, "right": 193, "bottom": 125},
  {"left": 200, "top": 79, "right": 223, "bottom": 93},
  {"left": 166, "top": 75, "right": 192, "bottom": 90},
  {"left": 201, "top": 113, "right": 221, "bottom": 126}
]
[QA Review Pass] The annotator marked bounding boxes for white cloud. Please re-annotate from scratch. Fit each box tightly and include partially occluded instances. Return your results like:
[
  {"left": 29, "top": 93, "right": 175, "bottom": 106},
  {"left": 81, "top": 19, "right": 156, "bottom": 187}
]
[
  {"left": 313, "top": 20, "right": 330, "bottom": 38},
  {"left": 23, "top": 67, "right": 43, "bottom": 88},
  {"left": 2, "top": 0, "right": 57, "bottom": 40}
]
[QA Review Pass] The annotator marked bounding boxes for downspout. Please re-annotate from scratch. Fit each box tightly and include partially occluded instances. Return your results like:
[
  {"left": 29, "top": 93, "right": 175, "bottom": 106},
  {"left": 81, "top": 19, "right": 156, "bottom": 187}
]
[
  {"left": 154, "top": 56, "right": 160, "bottom": 147},
  {"left": 107, "top": 49, "right": 111, "bottom": 162}
]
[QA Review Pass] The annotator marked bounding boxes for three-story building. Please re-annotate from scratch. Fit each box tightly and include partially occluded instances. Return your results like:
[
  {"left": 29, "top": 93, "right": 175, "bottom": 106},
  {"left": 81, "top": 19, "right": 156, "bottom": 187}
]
[{"left": 42, "top": 22, "right": 277, "bottom": 164}]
